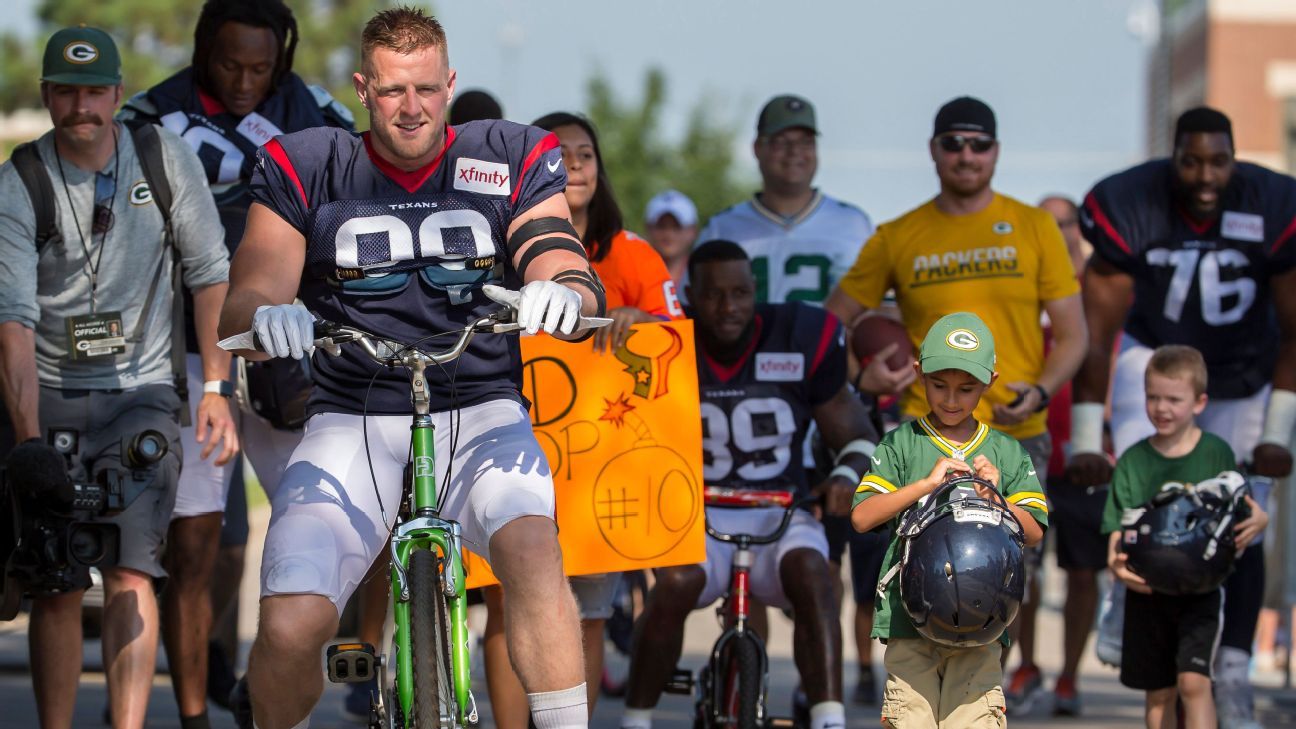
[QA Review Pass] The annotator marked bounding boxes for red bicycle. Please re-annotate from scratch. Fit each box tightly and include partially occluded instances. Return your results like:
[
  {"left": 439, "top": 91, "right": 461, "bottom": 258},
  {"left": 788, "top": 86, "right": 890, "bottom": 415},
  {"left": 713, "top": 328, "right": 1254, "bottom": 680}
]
[{"left": 665, "top": 487, "right": 813, "bottom": 729}]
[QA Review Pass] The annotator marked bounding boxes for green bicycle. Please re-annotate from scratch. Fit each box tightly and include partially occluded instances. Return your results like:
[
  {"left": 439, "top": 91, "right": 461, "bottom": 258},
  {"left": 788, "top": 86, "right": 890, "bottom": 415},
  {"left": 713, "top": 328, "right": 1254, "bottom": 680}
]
[{"left": 296, "top": 305, "right": 606, "bottom": 728}]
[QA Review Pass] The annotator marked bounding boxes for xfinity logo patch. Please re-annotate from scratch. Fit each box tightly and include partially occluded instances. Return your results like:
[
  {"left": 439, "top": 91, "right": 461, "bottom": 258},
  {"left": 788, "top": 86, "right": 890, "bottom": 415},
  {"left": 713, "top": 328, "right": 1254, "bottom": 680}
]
[
  {"left": 236, "top": 111, "right": 284, "bottom": 148},
  {"left": 1221, "top": 211, "right": 1264, "bottom": 243},
  {"left": 63, "top": 42, "right": 99, "bottom": 64},
  {"left": 755, "top": 352, "right": 804, "bottom": 381},
  {"left": 128, "top": 180, "right": 153, "bottom": 206},
  {"left": 454, "top": 157, "right": 511, "bottom": 196}
]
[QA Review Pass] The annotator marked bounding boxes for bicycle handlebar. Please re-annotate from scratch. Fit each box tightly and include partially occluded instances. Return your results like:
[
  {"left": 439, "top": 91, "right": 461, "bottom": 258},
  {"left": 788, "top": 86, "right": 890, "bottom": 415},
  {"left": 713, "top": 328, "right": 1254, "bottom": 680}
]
[{"left": 703, "top": 487, "right": 821, "bottom": 546}]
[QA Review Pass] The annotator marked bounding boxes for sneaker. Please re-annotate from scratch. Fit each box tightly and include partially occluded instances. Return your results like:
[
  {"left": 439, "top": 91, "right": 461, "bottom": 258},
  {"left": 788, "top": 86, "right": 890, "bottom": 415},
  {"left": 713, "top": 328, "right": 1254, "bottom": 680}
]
[
  {"left": 229, "top": 677, "right": 253, "bottom": 729},
  {"left": 344, "top": 676, "right": 379, "bottom": 722},
  {"left": 1052, "top": 675, "right": 1081, "bottom": 717},
  {"left": 852, "top": 666, "right": 877, "bottom": 705},
  {"left": 1005, "top": 665, "right": 1043, "bottom": 714}
]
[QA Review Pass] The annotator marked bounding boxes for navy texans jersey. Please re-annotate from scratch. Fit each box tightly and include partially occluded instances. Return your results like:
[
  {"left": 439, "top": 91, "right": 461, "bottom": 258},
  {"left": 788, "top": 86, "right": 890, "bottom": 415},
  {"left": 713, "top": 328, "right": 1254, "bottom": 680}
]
[
  {"left": 249, "top": 121, "right": 568, "bottom": 415},
  {"left": 1081, "top": 160, "right": 1296, "bottom": 399},
  {"left": 121, "top": 68, "right": 354, "bottom": 354},
  {"left": 696, "top": 302, "right": 847, "bottom": 494}
]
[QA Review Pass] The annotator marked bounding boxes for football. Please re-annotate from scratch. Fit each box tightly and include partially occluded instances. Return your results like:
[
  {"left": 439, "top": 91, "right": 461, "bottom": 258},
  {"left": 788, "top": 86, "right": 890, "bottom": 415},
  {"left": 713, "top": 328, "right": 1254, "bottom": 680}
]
[{"left": 850, "top": 315, "right": 913, "bottom": 371}]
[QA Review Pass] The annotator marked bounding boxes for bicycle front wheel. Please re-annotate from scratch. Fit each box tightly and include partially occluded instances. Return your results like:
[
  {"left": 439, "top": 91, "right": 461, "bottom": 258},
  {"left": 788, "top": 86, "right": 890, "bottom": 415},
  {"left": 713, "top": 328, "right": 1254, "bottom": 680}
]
[
  {"left": 721, "top": 635, "right": 761, "bottom": 729},
  {"left": 410, "top": 549, "right": 455, "bottom": 728}
]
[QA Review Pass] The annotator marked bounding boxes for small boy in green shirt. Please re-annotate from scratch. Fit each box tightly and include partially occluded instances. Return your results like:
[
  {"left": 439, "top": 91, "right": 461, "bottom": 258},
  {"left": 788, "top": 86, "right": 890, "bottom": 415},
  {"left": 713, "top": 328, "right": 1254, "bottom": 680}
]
[
  {"left": 852, "top": 312, "right": 1048, "bottom": 728},
  {"left": 1103, "top": 345, "right": 1267, "bottom": 729}
]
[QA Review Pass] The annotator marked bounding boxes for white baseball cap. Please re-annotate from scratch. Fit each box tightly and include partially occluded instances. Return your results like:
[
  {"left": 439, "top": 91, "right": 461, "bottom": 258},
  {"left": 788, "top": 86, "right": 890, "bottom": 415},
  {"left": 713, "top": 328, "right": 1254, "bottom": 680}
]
[{"left": 645, "top": 189, "right": 698, "bottom": 227}]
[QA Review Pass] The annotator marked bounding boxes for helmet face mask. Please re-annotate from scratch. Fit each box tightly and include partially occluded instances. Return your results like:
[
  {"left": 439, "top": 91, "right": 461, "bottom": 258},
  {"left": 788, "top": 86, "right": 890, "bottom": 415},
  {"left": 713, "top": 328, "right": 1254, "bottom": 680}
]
[
  {"left": 1121, "top": 471, "right": 1250, "bottom": 596},
  {"left": 896, "top": 475, "right": 1027, "bottom": 648}
]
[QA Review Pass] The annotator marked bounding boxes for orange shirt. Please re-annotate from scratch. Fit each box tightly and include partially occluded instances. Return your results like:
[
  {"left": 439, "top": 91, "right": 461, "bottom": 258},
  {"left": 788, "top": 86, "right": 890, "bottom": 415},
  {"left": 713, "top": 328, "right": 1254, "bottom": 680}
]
[{"left": 591, "top": 230, "right": 684, "bottom": 319}]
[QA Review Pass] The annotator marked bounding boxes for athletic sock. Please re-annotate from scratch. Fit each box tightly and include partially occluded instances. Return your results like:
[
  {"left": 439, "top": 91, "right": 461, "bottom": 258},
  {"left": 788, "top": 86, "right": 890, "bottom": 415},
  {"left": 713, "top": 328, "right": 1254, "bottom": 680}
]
[
  {"left": 528, "top": 683, "right": 588, "bottom": 729},
  {"left": 179, "top": 713, "right": 211, "bottom": 729},
  {"left": 621, "top": 707, "right": 654, "bottom": 729},
  {"left": 809, "top": 701, "right": 846, "bottom": 729},
  {"left": 1214, "top": 645, "right": 1255, "bottom": 722},
  {"left": 252, "top": 720, "right": 309, "bottom": 729}
]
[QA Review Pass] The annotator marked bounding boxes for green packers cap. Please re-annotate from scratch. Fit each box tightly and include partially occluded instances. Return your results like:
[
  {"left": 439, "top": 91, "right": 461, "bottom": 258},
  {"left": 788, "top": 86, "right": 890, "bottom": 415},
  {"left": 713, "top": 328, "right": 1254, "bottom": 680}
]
[
  {"left": 42, "top": 26, "right": 121, "bottom": 86},
  {"left": 919, "top": 312, "right": 996, "bottom": 384},
  {"left": 757, "top": 94, "right": 818, "bottom": 136}
]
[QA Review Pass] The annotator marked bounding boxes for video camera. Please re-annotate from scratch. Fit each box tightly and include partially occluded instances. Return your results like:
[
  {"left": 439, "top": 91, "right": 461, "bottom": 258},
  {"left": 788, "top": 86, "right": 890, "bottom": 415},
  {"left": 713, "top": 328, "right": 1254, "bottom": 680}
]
[{"left": 0, "top": 428, "right": 169, "bottom": 619}]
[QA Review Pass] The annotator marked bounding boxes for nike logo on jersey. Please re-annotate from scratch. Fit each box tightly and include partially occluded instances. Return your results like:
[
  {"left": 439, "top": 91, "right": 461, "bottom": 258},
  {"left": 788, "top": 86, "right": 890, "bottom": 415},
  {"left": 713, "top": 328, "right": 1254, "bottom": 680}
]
[
  {"left": 547, "top": 157, "right": 562, "bottom": 173},
  {"left": 454, "top": 157, "right": 511, "bottom": 195},
  {"left": 871, "top": 455, "right": 882, "bottom": 465}
]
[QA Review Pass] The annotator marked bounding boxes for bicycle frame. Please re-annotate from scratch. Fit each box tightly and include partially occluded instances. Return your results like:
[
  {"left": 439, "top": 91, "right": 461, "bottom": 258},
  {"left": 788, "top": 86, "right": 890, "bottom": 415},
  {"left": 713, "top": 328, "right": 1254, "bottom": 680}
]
[{"left": 696, "top": 488, "right": 812, "bottom": 729}]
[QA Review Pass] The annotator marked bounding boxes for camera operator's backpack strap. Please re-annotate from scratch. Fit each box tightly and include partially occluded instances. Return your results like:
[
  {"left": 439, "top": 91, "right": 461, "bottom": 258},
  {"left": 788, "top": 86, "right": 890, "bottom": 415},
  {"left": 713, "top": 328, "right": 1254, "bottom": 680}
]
[
  {"left": 9, "top": 143, "right": 62, "bottom": 250},
  {"left": 10, "top": 126, "right": 190, "bottom": 427},
  {"left": 124, "top": 120, "right": 190, "bottom": 427}
]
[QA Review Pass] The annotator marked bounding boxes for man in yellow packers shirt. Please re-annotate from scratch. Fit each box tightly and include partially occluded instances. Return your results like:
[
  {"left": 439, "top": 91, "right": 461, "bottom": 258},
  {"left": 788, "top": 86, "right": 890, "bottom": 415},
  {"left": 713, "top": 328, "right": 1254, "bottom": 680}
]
[{"left": 825, "top": 96, "right": 1086, "bottom": 711}]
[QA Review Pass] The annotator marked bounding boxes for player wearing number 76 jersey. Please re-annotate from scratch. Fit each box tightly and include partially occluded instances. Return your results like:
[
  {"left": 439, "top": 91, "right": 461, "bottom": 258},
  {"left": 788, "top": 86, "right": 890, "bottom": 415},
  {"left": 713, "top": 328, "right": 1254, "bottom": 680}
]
[
  {"left": 1070, "top": 106, "right": 1296, "bottom": 481},
  {"left": 1070, "top": 107, "right": 1296, "bottom": 729}
]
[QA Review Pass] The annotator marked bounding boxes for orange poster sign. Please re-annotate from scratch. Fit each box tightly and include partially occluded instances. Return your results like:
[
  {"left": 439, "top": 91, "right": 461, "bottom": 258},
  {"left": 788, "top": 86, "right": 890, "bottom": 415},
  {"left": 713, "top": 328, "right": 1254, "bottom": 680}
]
[{"left": 464, "top": 320, "right": 705, "bottom": 588}]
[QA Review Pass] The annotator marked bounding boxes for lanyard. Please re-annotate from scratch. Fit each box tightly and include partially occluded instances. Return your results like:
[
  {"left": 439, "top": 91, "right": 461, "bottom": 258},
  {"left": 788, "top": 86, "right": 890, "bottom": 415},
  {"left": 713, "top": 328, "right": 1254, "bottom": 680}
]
[{"left": 55, "top": 125, "right": 120, "bottom": 314}]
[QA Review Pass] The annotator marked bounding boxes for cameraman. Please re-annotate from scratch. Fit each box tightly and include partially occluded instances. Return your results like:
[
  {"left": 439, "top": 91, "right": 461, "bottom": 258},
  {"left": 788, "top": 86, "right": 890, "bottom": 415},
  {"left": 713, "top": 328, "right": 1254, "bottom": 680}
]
[{"left": 0, "top": 27, "right": 235, "bottom": 729}]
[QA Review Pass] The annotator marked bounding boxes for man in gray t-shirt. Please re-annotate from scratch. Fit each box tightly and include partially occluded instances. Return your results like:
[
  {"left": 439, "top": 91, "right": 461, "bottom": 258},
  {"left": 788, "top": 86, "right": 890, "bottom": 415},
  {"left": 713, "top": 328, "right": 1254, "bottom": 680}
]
[{"left": 0, "top": 27, "right": 236, "bottom": 727}]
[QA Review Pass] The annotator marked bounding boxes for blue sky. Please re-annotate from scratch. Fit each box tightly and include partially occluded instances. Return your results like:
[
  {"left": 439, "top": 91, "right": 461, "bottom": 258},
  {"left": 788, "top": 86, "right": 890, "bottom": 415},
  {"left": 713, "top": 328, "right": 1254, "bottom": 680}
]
[{"left": 2, "top": 0, "right": 1154, "bottom": 221}]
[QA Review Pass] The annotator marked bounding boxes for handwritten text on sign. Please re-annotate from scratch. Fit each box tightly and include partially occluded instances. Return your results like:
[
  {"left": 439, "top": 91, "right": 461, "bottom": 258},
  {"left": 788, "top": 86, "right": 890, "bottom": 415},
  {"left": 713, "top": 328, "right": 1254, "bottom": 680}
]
[{"left": 464, "top": 320, "right": 704, "bottom": 588}]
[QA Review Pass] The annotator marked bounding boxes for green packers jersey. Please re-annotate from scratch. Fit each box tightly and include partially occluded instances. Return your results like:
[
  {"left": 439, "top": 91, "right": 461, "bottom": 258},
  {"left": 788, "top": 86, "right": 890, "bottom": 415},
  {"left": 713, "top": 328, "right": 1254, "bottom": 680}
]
[
  {"left": 852, "top": 416, "right": 1049, "bottom": 642},
  {"left": 1101, "top": 432, "right": 1236, "bottom": 535}
]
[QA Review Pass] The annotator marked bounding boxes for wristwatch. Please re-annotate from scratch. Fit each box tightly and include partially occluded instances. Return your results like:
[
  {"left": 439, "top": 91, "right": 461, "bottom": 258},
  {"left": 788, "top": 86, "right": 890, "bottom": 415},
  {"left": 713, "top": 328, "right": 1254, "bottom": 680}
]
[
  {"left": 1032, "top": 384, "right": 1051, "bottom": 413},
  {"left": 203, "top": 379, "right": 234, "bottom": 398}
]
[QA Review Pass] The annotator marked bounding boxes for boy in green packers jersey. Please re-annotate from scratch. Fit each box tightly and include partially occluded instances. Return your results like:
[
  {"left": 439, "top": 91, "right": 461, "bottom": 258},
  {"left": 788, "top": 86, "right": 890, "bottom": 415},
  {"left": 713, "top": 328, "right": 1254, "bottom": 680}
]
[
  {"left": 851, "top": 312, "right": 1048, "bottom": 728},
  {"left": 1103, "top": 345, "right": 1267, "bottom": 729}
]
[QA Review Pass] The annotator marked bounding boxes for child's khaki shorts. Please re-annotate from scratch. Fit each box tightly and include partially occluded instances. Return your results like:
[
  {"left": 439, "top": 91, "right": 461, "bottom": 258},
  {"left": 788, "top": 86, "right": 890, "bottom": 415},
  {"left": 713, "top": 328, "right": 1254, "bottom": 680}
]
[{"left": 880, "top": 638, "right": 1007, "bottom": 728}]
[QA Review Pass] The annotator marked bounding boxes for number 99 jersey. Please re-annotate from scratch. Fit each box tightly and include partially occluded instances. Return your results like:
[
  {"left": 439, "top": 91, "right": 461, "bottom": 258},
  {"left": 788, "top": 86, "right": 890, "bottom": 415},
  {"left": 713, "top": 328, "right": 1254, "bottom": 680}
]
[
  {"left": 698, "top": 302, "right": 847, "bottom": 494},
  {"left": 249, "top": 121, "right": 567, "bottom": 416},
  {"left": 1081, "top": 159, "right": 1296, "bottom": 399}
]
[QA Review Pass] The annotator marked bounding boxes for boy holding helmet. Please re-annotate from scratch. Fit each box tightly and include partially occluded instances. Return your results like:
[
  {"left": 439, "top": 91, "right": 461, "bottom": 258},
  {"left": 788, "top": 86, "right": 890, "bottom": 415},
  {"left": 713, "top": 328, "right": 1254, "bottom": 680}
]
[
  {"left": 852, "top": 313, "right": 1048, "bottom": 727},
  {"left": 1103, "top": 345, "right": 1268, "bottom": 728}
]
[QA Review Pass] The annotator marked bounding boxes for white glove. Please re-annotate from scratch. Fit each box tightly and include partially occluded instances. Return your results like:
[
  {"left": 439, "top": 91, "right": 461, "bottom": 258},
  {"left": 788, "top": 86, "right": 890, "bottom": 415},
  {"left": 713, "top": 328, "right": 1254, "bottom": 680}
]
[
  {"left": 483, "top": 281, "right": 582, "bottom": 336},
  {"left": 252, "top": 304, "right": 316, "bottom": 359}
]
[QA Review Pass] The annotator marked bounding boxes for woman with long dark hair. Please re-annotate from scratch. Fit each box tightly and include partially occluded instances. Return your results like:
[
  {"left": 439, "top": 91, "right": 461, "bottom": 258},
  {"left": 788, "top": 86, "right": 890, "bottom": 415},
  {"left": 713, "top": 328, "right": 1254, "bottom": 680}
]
[{"left": 482, "top": 112, "right": 682, "bottom": 727}]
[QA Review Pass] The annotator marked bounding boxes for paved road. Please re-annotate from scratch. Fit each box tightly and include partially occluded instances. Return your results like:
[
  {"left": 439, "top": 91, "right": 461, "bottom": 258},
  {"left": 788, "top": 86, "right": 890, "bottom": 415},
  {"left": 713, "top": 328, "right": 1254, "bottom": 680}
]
[{"left": 0, "top": 502, "right": 1293, "bottom": 727}]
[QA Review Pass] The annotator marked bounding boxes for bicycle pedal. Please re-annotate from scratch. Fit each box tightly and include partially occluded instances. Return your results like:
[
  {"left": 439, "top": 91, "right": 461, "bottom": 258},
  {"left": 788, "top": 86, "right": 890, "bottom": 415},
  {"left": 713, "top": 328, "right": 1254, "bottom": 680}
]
[
  {"left": 663, "top": 668, "right": 694, "bottom": 694},
  {"left": 326, "top": 642, "right": 377, "bottom": 683}
]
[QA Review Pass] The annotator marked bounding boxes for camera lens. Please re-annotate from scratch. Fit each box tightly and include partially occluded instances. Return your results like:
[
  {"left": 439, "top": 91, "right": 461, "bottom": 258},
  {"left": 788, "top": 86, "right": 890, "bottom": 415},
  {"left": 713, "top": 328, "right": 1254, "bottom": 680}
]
[
  {"left": 69, "top": 525, "right": 107, "bottom": 565},
  {"left": 125, "top": 431, "right": 168, "bottom": 468}
]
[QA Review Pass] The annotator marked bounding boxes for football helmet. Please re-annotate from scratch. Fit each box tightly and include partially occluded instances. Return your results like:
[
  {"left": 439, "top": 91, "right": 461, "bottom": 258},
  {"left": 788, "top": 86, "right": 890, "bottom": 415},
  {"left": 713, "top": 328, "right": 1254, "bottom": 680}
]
[
  {"left": 895, "top": 474, "right": 1027, "bottom": 647},
  {"left": 1120, "top": 471, "right": 1250, "bottom": 596}
]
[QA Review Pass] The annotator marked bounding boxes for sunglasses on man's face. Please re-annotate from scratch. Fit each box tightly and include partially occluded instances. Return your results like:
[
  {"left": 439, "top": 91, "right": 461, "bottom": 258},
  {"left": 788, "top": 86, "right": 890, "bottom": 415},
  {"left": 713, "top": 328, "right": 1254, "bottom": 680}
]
[{"left": 937, "top": 134, "right": 996, "bottom": 154}]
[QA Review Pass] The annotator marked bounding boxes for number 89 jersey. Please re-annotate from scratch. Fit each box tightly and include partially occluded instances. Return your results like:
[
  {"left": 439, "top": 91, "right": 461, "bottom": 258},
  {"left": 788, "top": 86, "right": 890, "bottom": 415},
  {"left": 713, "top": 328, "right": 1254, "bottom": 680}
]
[
  {"left": 250, "top": 121, "right": 567, "bottom": 416},
  {"left": 1081, "top": 159, "right": 1296, "bottom": 399},
  {"left": 698, "top": 302, "right": 847, "bottom": 494}
]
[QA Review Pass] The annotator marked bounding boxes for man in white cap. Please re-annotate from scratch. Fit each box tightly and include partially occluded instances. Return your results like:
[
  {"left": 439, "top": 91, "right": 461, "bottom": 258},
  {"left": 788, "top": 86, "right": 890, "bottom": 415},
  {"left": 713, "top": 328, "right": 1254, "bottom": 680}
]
[{"left": 644, "top": 189, "right": 697, "bottom": 291}]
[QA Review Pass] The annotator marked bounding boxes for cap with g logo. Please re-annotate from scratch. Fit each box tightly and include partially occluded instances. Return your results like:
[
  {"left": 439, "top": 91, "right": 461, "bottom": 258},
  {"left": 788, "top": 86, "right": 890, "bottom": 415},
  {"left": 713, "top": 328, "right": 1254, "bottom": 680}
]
[
  {"left": 42, "top": 26, "right": 121, "bottom": 86},
  {"left": 757, "top": 94, "right": 818, "bottom": 137},
  {"left": 919, "top": 312, "right": 996, "bottom": 384}
]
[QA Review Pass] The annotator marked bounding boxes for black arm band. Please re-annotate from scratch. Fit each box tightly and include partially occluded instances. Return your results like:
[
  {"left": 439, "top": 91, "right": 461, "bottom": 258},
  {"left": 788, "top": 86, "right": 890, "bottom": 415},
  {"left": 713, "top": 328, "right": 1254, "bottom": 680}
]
[
  {"left": 553, "top": 268, "right": 607, "bottom": 317},
  {"left": 507, "top": 216, "right": 580, "bottom": 257},
  {"left": 516, "top": 236, "right": 588, "bottom": 280}
]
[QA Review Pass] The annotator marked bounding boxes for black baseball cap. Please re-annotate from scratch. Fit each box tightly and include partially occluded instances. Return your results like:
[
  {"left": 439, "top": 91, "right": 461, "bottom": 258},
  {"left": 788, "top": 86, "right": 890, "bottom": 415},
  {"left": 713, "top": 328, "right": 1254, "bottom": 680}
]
[
  {"left": 757, "top": 95, "right": 818, "bottom": 136},
  {"left": 933, "top": 96, "right": 996, "bottom": 139}
]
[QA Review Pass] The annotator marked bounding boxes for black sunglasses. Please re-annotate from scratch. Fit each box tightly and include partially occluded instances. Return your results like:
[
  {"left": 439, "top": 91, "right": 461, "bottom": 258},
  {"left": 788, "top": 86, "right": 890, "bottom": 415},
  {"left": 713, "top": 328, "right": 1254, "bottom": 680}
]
[{"left": 937, "top": 134, "right": 996, "bottom": 154}]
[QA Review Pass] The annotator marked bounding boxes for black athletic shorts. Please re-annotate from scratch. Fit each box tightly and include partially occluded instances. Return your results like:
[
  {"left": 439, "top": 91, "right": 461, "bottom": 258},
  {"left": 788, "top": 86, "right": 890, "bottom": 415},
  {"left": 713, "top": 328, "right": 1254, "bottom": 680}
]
[
  {"left": 1048, "top": 475, "right": 1109, "bottom": 571},
  {"left": 1120, "top": 587, "right": 1222, "bottom": 690},
  {"left": 823, "top": 514, "right": 888, "bottom": 605}
]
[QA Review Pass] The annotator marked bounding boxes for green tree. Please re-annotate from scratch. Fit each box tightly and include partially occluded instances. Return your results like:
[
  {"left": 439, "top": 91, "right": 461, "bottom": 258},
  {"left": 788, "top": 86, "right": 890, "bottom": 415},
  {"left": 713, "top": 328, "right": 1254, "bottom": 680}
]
[
  {"left": 585, "top": 68, "right": 751, "bottom": 231},
  {"left": 0, "top": 0, "right": 394, "bottom": 125}
]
